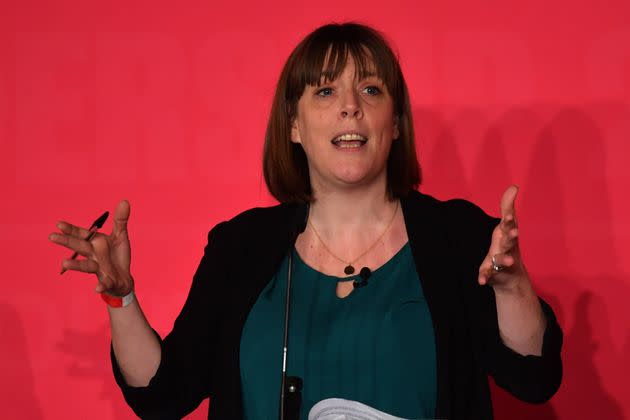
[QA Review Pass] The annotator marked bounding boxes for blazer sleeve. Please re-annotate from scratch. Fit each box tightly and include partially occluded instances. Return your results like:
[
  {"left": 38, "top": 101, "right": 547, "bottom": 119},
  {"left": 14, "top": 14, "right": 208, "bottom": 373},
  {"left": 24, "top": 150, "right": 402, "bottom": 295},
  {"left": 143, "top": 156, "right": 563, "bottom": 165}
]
[
  {"left": 110, "top": 222, "right": 229, "bottom": 419},
  {"left": 449, "top": 199, "right": 563, "bottom": 404}
]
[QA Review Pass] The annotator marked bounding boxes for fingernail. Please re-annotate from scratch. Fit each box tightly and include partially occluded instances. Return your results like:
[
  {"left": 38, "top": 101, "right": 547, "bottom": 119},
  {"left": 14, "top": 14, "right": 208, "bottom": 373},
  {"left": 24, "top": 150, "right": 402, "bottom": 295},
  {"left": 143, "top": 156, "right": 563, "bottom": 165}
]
[{"left": 48, "top": 233, "right": 57, "bottom": 241}]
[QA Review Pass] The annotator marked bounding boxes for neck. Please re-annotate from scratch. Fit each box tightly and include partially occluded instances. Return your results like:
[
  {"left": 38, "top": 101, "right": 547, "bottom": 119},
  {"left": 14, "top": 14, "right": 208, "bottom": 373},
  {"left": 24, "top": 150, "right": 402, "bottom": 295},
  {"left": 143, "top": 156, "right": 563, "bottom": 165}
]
[{"left": 308, "top": 178, "right": 397, "bottom": 235}]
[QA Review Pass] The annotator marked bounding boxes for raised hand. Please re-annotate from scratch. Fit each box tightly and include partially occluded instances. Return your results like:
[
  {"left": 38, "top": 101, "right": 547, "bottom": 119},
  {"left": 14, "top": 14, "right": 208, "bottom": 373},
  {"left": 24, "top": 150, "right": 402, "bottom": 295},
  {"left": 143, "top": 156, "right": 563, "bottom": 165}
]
[
  {"left": 49, "top": 200, "right": 134, "bottom": 297},
  {"left": 478, "top": 185, "right": 528, "bottom": 291}
]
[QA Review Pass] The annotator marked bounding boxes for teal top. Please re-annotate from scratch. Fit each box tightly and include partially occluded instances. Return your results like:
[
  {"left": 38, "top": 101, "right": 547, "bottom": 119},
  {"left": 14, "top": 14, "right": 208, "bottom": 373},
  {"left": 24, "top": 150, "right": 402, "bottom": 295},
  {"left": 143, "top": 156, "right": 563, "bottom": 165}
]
[{"left": 240, "top": 243, "right": 436, "bottom": 419}]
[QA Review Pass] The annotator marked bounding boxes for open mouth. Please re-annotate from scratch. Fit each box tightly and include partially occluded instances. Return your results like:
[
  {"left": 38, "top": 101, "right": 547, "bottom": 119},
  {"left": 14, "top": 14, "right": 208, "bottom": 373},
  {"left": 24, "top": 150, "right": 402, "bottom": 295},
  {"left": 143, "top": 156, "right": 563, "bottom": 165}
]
[{"left": 331, "top": 133, "right": 368, "bottom": 149}]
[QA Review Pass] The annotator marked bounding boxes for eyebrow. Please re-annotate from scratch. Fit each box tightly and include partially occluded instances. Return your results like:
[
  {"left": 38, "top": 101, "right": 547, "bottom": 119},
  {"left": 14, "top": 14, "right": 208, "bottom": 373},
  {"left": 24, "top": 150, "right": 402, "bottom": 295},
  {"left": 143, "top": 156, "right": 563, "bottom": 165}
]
[{"left": 315, "top": 71, "right": 380, "bottom": 84}]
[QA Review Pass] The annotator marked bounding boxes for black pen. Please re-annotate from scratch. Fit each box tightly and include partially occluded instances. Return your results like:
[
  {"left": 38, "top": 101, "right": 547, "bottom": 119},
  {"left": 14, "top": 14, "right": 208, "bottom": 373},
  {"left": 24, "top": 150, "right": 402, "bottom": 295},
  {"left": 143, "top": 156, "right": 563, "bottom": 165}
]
[{"left": 60, "top": 211, "right": 109, "bottom": 275}]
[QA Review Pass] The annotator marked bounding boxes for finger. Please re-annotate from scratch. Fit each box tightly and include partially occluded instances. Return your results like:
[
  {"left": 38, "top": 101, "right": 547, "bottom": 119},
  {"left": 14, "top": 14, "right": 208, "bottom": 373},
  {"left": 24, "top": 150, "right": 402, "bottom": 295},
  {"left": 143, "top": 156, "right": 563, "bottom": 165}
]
[
  {"left": 95, "top": 269, "right": 118, "bottom": 293},
  {"left": 497, "top": 227, "right": 519, "bottom": 252},
  {"left": 61, "top": 258, "right": 99, "bottom": 274},
  {"left": 56, "top": 221, "right": 92, "bottom": 238},
  {"left": 499, "top": 214, "right": 517, "bottom": 234},
  {"left": 492, "top": 253, "right": 515, "bottom": 269},
  {"left": 478, "top": 270, "right": 493, "bottom": 285},
  {"left": 478, "top": 256, "right": 494, "bottom": 285},
  {"left": 93, "top": 275, "right": 125, "bottom": 295},
  {"left": 478, "top": 253, "right": 516, "bottom": 285},
  {"left": 48, "top": 233, "right": 94, "bottom": 257},
  {"left": 487, "top": 225, "right": 515, "bottom": 258},
  {"left": 112, "top": 200, "right": 130, "bottom": 237},
  {"left": 500, "top": 185, "right": 519, "bottom": 222}
]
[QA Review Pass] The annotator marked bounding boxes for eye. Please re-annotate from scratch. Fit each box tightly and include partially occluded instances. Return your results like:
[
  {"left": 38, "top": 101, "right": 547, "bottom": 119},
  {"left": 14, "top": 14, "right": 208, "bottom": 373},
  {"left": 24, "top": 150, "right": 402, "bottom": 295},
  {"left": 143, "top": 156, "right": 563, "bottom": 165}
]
[
  {"left": 363, "top": 85, "right": 382, "bottom": 96},
  {"left": 316, "top": 87, "right": 333, "bottom": 97}
]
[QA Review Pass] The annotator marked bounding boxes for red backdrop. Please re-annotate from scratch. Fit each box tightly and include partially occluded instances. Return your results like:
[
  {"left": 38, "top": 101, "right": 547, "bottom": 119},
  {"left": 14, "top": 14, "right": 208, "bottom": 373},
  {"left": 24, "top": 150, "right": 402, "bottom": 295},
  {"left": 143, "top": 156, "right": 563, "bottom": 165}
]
[{"left": 2, "top": 0, "right": 629, "bottom": 418}]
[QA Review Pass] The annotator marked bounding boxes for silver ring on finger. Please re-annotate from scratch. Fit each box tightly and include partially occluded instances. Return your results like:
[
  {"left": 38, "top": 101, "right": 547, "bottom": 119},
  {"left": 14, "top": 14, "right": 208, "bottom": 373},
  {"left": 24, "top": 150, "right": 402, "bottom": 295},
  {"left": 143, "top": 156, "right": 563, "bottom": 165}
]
[{"left": 492, "top": 255, "right": 505, "bottom": 272}]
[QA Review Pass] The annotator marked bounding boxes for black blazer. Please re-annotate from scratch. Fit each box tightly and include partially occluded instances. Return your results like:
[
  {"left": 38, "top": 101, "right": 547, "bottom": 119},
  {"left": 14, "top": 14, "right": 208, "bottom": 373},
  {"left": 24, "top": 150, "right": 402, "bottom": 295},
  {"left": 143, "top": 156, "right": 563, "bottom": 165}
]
[{"left": 111, "top": 190, "right": 563, "bottom": 419}]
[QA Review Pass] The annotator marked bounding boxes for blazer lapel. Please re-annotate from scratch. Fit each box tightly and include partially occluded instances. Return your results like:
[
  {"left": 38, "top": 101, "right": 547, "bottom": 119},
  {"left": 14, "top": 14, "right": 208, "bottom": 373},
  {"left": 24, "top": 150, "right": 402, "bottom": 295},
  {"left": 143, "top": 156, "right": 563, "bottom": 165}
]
[{"left": 401, "top": 191, "right": 453, "bottom": 419}]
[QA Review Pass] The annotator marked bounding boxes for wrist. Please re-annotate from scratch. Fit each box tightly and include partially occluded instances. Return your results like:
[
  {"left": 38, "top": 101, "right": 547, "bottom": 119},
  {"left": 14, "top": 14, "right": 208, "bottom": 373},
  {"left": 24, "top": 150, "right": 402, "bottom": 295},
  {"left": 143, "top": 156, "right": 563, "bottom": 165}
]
[
  {"left": 492, "top": 273, "right": 532, "bottom": 297},
  {"left": 101, "top": 289, "right": 135, "bottom": 308}
]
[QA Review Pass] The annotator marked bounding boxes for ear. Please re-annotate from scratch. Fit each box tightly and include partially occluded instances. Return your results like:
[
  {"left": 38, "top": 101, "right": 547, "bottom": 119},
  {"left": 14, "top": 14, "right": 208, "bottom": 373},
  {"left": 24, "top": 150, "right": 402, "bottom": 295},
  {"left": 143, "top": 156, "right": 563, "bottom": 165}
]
[
  {"left": 393, "top": 115, "right": 400, "bottom": 140},
  {"left": 290, "top": 118, "right": 301, "bottom": 144}
]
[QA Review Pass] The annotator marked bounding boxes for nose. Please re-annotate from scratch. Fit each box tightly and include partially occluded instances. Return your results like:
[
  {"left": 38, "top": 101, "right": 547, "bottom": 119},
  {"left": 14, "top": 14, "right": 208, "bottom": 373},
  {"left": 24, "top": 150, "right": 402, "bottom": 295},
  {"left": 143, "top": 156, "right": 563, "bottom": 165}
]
[{"left": 339, "top": 90, "right": 363, "bottom": 120}]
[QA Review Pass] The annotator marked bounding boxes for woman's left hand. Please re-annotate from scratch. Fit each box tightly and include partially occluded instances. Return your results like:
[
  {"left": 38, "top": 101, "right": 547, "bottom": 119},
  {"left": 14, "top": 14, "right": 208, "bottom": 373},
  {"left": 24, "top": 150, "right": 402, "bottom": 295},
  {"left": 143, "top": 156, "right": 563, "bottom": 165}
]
[{"left": 478, "top": 185, "right": 529, "bottom": 292}]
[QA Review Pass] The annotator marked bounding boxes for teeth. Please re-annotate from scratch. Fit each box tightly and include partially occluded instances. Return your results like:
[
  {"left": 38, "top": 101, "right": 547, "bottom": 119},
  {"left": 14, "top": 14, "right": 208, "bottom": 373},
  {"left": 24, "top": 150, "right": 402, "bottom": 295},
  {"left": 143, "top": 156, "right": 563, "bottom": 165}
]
[
  {"left": 333, "top": 133, "right": 367, "bottom": 142},
  {"left": 337, "top": 142, "right": 362, "bottom": 148}
]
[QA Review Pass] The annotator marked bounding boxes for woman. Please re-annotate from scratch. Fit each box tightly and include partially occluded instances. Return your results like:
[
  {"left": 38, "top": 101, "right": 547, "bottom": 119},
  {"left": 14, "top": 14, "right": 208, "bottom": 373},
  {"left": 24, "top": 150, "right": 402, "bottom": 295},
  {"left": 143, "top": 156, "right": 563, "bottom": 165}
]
[{"left": 48, "top": 23, "right": 562, "bottom": 419}]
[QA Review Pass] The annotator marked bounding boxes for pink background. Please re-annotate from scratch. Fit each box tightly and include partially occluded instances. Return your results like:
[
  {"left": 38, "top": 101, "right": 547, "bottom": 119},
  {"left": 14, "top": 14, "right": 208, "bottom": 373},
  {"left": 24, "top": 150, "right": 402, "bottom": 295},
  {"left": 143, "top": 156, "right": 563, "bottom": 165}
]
[{"left": 2, "top": 0, "right": 629, "bottom": 418}]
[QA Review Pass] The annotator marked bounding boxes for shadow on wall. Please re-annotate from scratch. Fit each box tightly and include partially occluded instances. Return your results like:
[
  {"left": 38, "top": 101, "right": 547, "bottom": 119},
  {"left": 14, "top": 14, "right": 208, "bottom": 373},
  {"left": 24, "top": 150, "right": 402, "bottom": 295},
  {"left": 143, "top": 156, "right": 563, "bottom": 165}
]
[
  {"left": 57, "top": 322, "right": 210, "bottom": 419},
  {"left": 0, "top": 302, "right": 44, "bottom": 419},
  {"left": 491, "top": 289, "right": 626, "bottom": 420},
  {"left": 414, "top": 104, "right": 630, "bottom": 419},
  {"left": 57, "top": 324, "right": 137, "bottom": 418}
]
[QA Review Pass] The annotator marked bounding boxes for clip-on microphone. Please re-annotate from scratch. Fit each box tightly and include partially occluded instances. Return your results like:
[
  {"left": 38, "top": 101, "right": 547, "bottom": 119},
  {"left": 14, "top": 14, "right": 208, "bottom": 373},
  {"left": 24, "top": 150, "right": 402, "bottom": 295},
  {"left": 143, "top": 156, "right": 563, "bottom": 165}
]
[
  {"left": 353, "top": 267, "right": 372, "bottom": 289},
  {"left": 279, "top": 204, "right": 309, "bottom": 420}
]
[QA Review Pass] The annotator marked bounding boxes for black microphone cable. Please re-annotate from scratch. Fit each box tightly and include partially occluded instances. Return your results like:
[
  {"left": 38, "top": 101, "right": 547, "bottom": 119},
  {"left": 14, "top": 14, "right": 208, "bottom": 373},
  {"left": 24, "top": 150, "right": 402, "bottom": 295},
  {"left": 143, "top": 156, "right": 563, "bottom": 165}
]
[{"left": 279, "top": 204, "right": 309, "bottom": 420}]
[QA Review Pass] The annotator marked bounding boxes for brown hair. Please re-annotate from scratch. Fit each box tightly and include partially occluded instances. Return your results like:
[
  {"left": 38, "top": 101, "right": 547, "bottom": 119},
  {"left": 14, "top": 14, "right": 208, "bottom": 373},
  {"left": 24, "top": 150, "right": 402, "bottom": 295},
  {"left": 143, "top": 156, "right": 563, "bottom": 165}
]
[{"left": 263, "top": 22, "right": 421, "bottom": 204}]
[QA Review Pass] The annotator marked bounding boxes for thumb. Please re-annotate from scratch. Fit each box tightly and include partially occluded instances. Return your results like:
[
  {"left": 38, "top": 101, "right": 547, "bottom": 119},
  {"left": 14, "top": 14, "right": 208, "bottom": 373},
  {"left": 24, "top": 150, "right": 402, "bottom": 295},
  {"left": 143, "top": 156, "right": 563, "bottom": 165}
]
[
  {"left": 112, "top": 199, "right": 131, "bottom": 237},
  {"left": 500, "top": 185, "right": 518, "bottom": 220}
]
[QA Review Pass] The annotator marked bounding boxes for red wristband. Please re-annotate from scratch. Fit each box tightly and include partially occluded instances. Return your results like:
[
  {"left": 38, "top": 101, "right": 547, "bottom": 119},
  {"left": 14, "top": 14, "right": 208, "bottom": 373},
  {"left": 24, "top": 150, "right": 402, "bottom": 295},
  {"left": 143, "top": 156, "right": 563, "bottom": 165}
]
[{"left": 101, "top": 290, "right": 135, "bottom": 308}]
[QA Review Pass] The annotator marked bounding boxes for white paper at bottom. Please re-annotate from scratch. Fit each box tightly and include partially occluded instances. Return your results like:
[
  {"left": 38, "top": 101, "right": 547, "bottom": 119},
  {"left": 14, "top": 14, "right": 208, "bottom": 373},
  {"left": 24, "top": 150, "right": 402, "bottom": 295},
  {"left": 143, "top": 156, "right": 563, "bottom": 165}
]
[{"left": 308, "top": 398, "right": 428, "bottom": 420}]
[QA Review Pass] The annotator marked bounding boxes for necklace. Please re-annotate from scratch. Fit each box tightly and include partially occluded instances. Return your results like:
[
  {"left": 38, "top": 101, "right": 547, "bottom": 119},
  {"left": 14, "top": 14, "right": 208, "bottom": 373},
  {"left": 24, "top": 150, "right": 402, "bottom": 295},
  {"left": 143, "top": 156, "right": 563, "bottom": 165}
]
[{"left": 307, "top": 200, "right": 400, "bottom": 276}]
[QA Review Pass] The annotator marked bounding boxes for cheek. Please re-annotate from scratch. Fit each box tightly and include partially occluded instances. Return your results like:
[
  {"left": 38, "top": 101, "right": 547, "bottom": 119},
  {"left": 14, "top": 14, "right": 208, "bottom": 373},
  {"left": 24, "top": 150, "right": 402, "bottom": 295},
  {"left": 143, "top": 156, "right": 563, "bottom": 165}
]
[
  {"left": 301, "top": 115, "right": 331, "bottom": 144},
  {"left": 374, "top": 115, "right": 397, "bottom": 140}
]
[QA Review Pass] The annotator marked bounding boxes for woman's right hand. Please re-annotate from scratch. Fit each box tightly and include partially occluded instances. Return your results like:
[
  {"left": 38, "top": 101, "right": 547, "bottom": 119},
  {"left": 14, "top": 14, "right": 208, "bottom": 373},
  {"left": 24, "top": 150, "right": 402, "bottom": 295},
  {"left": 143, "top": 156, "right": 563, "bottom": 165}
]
[{"left": 49, "top": 200, "right": 134, "bottom": 297}]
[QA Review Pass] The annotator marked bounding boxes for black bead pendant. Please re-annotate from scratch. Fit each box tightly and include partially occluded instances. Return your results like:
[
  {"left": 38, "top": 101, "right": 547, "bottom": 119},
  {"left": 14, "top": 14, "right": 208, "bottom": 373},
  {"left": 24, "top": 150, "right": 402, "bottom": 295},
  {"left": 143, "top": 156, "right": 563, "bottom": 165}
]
[{"left": 344, "top": 265, "right": 355, "bottom": 275}]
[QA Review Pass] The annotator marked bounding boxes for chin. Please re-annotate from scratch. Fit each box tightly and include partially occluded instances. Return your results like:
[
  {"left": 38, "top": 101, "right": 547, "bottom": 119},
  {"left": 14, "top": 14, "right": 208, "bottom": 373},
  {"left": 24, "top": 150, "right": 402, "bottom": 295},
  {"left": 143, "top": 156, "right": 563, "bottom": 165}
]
[{"left": 332, "top": 167, "right": 382, "bottom": 187}]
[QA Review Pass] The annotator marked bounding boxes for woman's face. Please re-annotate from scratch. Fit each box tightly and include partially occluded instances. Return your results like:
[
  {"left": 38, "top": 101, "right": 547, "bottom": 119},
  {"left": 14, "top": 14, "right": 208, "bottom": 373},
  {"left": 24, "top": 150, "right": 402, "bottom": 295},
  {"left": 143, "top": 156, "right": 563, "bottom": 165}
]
[{"left": 290, "top": 55, "right": 399, "bottom": 194}]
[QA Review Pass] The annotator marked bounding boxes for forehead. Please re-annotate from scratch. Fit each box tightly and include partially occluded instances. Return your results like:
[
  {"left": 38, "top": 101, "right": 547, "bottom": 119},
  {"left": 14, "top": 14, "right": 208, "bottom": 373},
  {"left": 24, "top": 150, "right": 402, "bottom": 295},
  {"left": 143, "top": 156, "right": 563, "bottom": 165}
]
[
  {"left": 286, "top": 36, "right": 400, "bottom": 106},
  {"left": 317, "top": 55, "right": 378, "bottom": 82},
  {"left": 315, "top": 46, "right": 381, "bottom": 84}
]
